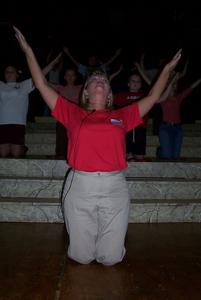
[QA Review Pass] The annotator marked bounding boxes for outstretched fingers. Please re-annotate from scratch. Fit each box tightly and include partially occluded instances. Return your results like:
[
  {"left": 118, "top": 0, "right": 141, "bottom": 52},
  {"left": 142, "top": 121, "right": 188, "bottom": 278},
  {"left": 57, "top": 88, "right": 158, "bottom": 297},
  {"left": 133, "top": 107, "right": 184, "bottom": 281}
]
[
  {"left": 173, "top": 48, "right": 182, "bottom": 61},
  {"left": 13, "top": 26, "right": 29, "bottom": 52},
  {"left": 13, "top": 26, "right": 24, "bottom": 40},
  {"left": 172, "top": 49, "right": 182, "bottom": 63},
  {"left": 168, "top": 49, "right": 182, "bottom": 71}
]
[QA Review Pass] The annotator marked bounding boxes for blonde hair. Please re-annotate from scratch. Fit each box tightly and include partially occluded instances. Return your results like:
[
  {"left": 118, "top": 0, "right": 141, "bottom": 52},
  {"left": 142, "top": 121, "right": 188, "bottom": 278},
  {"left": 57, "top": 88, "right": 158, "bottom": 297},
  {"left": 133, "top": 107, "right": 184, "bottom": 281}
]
[{"left": 79, "top": 70, "right": 113, "bottom": 110}]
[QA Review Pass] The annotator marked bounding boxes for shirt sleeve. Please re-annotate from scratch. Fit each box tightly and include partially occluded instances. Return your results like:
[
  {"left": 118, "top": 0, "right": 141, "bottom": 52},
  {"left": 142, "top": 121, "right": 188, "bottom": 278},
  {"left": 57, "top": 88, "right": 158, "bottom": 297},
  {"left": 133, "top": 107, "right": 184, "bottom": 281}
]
[
  {"left": 117, "top": 102, "right": 143, "bottom": 132},
  {"left": 20, "top": 78, "right": 35, "bottom": 94},
  {"left": 52, "top": 84, "right": 60, "bottom": 93},
  {"left": 78, "top": 64, "right": 87, "bottom": 76},
  {"left": 51, "top": 95, "right": 80, "bottom": 127},
  {"left": 177, "top": 87, "right": 192, "bottom": 104}
]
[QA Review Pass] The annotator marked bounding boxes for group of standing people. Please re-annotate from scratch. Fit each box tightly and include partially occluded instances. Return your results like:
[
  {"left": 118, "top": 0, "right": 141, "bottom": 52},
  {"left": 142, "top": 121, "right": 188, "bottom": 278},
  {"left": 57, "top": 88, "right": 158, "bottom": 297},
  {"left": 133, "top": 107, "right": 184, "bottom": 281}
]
[{"left": 0, "top": 32, "right": 200, "bottom": 163}]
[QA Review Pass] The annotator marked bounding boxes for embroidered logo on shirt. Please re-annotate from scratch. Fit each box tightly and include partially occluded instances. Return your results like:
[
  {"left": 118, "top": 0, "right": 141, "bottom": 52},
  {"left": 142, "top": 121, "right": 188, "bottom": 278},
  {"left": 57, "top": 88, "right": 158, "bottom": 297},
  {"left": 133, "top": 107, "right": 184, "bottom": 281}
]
[
  {"left": 127, "top": 95, "right": 140, "bottom": 100},
  {"left": 110, "top": 118, "right": 123, "bottom": 125}
]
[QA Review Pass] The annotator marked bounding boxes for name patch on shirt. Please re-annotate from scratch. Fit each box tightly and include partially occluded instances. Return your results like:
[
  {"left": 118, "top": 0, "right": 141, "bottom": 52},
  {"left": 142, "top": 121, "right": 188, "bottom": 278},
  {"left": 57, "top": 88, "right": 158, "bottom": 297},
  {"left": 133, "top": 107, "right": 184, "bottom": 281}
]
[{"left": 110, "top": 118, "right": 123, "bottom": 125}]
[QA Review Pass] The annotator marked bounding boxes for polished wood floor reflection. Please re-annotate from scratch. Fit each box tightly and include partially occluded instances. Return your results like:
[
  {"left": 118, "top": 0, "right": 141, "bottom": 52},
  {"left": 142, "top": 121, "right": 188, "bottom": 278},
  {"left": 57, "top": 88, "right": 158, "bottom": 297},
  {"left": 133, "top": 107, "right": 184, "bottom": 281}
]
[{"left": 1, "top": 223, "right": 201, "bottom": 300}]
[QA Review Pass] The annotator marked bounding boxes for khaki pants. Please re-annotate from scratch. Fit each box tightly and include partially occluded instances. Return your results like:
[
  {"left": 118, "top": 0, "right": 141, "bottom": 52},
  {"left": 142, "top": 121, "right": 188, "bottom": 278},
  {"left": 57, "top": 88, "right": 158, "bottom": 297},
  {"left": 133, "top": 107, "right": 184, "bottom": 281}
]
[{"left": 62, "top": 170, "right": 130, "bottom": 265}]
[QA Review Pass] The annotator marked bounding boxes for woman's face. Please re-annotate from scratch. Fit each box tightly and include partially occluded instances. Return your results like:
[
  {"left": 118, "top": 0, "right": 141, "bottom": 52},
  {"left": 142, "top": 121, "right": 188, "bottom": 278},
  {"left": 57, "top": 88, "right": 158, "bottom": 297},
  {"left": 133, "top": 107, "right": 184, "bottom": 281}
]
[
  {"left": 64, "top": 69, "right": 76, "bottom": 85},
  {"left": 85, "top": 74, "right": 111, "bottom": 108},
  {"left": 4, "top": 66, "right": 18, "bottom": 82},
  {"left": 128, "top": 74, "right": 142, "bottom": 92},
  {"left": 88, "top": 55, "right": 98, "bottom": 67}
]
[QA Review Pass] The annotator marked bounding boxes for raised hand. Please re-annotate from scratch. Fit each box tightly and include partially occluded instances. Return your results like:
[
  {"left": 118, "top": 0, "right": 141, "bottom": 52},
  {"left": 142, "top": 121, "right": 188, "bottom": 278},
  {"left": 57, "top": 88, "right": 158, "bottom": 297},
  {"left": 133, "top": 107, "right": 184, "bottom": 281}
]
[
  {"left": 115, "top": 48, "right": 122, "bottom": 56},
  {"left": 13, "top": 26, "right": 30, "bottom": 53},
  {"left": 165, "top": 49, "right": 182, "bottom": 73},
  {"left": 63, "top": 46, "right": 70, "bottom": 55},
  {"left": 53, "top": 52, "right": 63, "bottom": 64},
  {"left": 133, "top": 62, "right": 140, "bottom": 69}
]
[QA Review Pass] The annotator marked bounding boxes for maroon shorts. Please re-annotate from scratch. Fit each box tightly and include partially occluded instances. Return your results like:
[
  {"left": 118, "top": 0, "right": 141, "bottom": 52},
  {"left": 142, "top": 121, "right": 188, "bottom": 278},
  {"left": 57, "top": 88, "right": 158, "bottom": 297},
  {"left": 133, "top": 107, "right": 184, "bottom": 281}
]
[{"left": 0, "top": 124, "right": 26, "bottom": 145}]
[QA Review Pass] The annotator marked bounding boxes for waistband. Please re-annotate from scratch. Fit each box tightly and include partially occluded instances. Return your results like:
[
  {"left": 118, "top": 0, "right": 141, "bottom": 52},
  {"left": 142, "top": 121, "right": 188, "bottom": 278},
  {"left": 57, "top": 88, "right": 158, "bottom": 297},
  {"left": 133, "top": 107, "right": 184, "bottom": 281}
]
[
  {"left": 162, "top": 122, "right": 181, "bottom": 126},
  {"left": 73, "top": 169, "right": 122, "bottom": 176}
]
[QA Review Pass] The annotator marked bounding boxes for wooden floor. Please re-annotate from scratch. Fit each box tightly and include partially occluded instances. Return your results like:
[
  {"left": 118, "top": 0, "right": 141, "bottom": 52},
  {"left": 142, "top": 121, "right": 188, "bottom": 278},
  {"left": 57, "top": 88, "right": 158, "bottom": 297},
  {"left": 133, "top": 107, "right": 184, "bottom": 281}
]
[{"left": 1, "top": 223, "right": 201, "bottom": 300}]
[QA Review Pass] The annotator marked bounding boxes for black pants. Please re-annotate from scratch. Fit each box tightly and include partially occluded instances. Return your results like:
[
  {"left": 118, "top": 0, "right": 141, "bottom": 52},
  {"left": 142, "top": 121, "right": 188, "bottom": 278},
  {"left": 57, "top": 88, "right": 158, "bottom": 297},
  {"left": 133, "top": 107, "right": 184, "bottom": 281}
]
[
  {"left": 56, "top": 121, "right": 68, "bottom": 158},
  {"left": 126, "top": 126, "right": 147, "bottom": 155}
]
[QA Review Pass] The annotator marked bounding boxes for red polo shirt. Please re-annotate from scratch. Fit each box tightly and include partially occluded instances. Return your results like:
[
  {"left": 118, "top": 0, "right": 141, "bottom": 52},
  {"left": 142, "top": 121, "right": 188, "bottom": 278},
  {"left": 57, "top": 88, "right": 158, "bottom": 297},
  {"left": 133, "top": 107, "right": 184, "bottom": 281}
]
[{"left": 52, "top": 96, "right": 142, "bottom": 171}]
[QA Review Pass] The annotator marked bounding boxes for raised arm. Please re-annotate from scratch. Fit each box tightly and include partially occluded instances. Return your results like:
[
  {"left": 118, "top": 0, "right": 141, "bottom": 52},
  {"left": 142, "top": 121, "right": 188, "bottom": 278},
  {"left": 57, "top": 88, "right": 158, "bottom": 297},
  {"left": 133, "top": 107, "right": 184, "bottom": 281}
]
[
  {"left": 109, "top": 64, "right": 123, "bottom": 82},
  {"left": 139, "top": 52, "right": 155, "bottom": 83},
  {"left": 179, "top": 59, "right": 189, "bottom": 79},
  {"left": 157, "top": 73, "right": 180, "bottom": 103},
  {"left": 42, "top": 52, "right": 63, "bottom": 76},
  {"left": 14, "top": 26, "right": 58, "bottom": 110},
  {"left": 103, "top": 48, "right": 122, "bottom": 68},
  {"left": 138, "top": 49, "right": 182, "bottom": 117},
  {"left": 191, "top": 78, "right": 201, "bottom": 89},
  {"left": 134, "top": 62, "right": 152, "bottom": 85},
  {"left": 63, "top": 46, "right": 80, "bottom": 67}
]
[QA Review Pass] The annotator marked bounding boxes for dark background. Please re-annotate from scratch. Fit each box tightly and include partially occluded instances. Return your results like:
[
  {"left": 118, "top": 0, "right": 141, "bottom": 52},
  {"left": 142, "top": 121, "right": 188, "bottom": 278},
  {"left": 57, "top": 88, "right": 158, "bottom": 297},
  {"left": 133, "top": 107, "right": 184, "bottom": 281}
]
[
  {"left": 1, "top": 5, "right": 201, "bottom": 65},
  {"left": 1, "top": 4, "right": 201, "bottom": 120}
]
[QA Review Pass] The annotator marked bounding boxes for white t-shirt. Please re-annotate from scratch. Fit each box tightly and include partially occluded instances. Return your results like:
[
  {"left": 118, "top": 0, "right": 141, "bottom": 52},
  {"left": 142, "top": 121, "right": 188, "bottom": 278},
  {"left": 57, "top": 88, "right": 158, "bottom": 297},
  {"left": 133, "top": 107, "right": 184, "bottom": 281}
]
[{"left": 0, "top": 79, "right": 34, "bottom": 125}]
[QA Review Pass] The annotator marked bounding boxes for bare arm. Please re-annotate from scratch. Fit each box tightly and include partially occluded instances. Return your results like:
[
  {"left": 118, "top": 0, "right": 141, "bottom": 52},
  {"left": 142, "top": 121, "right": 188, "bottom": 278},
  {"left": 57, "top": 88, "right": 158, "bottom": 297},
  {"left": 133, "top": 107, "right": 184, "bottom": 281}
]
[
  {"left": 103, "top": 48, "right": 122, "bottom": 68},
  {"left": 138, "top": 50, "right": 182, "bottom": 117},
  {"left": 140, "top": 52, "right": 145, "bottom": 70},
  {"left": 157, "top": 73, "right": 179, "bottom": 103},
  {"left": 63, "top": 46, "right": 80, "bottom": 67},
  {"left": 14, "top": 26, "right": 58, "bottom": 110},
  {"left": 134, "top": 62, "right": 152, "bottom": 85},
  {"left": 139, "top": 52, "right": 154, "bottom": 83},
  {"left": 42, "top": 52, "right": 63, "bottom": 76},
  {"left": 191, "top": 78, "right": 201, "bottom": 89},
  {"left": 179, "top": 59, "right": 189, "bottom": 79},
  {"left": 109, "top": 64, "right": 123, "bottom": 81}
]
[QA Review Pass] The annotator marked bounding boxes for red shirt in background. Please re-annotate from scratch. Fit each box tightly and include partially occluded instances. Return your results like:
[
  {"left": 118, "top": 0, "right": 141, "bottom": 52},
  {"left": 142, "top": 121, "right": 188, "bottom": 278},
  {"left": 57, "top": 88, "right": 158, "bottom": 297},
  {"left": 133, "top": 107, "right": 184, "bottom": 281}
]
[
  {"left": 161, "top": 87, "right": 192, "bottom": 124},
  {"left": 114, "top": 92, "right": 148, "bottom": 128},
  {"left": 54, "top": 85, "right": 82, "bottom": 104}
]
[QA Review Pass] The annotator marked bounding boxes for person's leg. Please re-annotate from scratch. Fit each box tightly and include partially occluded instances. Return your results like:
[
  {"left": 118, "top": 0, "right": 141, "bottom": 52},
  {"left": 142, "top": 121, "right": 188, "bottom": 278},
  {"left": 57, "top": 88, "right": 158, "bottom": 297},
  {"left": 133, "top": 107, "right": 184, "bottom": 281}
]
[
  {"left": 95, "top": 172, "right": 130, "bottom": 266},
  {"left": 126, "top": 130, "right": 135, "bottom": 160},
  {"left": 0, "top": 124, "right": 27, "bottom": 158},
  {"left": 0, "top": 144, "right": 10, "bottom": 157},
  {"left": 133, "top": 126, "right": 147, "bottom": 160},
  {"left": 63, "top": 171, "right": 98, "bottom": 264},
  {"left": 10, "top": 144, "right": 28, "bottom": 158},
  {"left": 10, "top": 125, "right": 27, "bottom": 158},
  {"left": 150, "top": 104, "right": 162, "bottom": 135},
  {"left": 172, "top": 125, "right": 183, "bottom": 160},
  {"left": 0, "top": 125, "right": 11, "bottom": 157},
  {"left": 158, "top": 124, "right": 172, "bottom": 159},
  {"left": 55, "top": 122, "right": 67, "bottom": 159}
]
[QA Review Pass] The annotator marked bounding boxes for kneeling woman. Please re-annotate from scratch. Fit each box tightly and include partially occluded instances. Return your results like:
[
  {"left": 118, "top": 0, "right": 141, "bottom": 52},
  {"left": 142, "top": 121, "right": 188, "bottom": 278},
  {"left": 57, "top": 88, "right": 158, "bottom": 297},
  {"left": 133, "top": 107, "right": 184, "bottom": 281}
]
[{"left": 14, "top": 26, "right": 181, "bottom": 265}]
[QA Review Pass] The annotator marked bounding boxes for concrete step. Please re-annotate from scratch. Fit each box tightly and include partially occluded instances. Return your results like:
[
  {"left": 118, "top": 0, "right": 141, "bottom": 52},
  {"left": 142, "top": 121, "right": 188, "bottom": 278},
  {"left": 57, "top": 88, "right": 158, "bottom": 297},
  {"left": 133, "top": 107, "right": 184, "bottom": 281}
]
[
  {"left": 1, "top": 158, "right": 201, "bottom": 179},
  {"left": 129, "top": 198, "right": 201, "bottom": 223},
  {"left": 24, "top": 143, "right": 201, "bottom": 157},
  {"left": 1, "top": 152, "right": 201, "bottom": 223},
  {"left": 25, "top": 132, "right": 201, "bottom": 145},
  {"left": 1, "top": 196, "right": 201, "bottom": 223},
  {"left": 26, "top": 128, "right": 201, "bottom": 137},
  {"left": 27, "top": 119, "right": 201, "bottom": 133},
  {"left": 28, "top": 117, "right": 201, "bottom": 126},
  {"left": 0, "top": 197, "right": 62, "bottom": 223},
  {"left": 25, "top": 133, "right": 56, "bottom": 143},
  {"left": 1, "top": 177, "right": 201, "bottom": 200}
]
